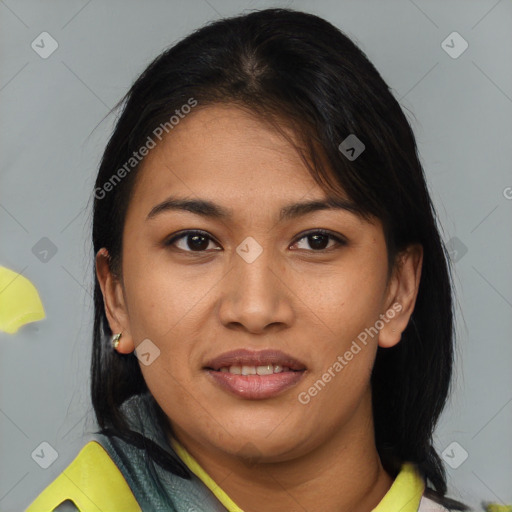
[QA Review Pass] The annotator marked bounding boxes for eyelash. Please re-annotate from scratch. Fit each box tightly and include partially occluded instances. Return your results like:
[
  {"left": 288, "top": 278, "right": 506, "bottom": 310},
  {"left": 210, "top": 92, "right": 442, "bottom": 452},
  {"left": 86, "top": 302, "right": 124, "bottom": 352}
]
[{"left": 164, "top": 229, "right": 347, "bottom": 254}]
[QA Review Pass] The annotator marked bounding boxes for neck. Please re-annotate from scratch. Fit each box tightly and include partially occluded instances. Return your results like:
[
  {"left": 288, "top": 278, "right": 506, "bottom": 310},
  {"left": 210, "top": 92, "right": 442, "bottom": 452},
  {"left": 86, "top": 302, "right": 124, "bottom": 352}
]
[{"left": 170, "top": 390, "right": 394, "bottom": 512}]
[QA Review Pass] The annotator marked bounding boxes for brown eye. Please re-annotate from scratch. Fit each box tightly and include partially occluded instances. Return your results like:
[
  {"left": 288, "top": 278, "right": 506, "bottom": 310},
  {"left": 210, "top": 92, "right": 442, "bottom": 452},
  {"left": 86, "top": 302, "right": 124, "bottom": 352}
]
[
  {"left": 291, "top": 230, "right": 346, "bottom": 251},
  {"left": 165, "top": 230, "right": 221, "bottom": 252}
]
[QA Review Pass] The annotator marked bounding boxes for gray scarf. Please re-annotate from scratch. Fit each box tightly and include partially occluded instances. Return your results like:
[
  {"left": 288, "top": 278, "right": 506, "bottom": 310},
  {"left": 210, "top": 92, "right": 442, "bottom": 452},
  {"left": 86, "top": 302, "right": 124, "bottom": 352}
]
[{"left": 92, "top": 392, "right": 229, "bottom": 512}]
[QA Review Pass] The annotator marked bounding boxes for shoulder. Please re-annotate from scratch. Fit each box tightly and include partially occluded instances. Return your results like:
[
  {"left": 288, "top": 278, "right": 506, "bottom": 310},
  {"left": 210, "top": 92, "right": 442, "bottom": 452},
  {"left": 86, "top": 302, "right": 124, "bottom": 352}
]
[
  {"left": 25, "top": 441, "right": 141, "bottom": 512},
  {"left": 418, "top": 495, "right": 452, "bottom": 511}
]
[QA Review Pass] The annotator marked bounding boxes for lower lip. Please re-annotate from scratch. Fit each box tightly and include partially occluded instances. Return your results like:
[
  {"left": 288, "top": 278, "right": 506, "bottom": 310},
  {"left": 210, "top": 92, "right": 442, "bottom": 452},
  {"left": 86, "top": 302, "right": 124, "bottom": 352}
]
[{"left": 205, "top": 370, "right": 306, "bottom": 400}]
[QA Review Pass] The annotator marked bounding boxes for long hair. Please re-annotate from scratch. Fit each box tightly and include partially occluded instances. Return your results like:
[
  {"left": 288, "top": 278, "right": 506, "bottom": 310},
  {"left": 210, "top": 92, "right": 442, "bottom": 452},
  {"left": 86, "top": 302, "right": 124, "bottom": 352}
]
[{"left": 91, "top": 8, "right": 467, "bottom": 509}]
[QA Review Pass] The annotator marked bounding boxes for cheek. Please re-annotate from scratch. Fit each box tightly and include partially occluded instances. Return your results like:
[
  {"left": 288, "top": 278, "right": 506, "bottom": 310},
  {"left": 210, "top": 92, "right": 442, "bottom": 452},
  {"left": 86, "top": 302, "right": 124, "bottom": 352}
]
[
  {"left": 292, "top": 272, "right": 382, "bottom": 433},
  {"left": 121, "top": 253, "right": 212, "bottom": 390},
  {"left": 122, "top": 250, "right": 214, "bottom": 340},
  {"left": 291, "top": 258, "right": 388, "bottom": 346}
]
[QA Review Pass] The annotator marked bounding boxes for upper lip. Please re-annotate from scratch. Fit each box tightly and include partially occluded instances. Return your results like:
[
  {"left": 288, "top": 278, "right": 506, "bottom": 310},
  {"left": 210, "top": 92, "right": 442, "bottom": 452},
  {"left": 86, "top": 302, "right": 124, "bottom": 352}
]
[{"left": 204, "top": 349, "right": 307, "bottom": 371}]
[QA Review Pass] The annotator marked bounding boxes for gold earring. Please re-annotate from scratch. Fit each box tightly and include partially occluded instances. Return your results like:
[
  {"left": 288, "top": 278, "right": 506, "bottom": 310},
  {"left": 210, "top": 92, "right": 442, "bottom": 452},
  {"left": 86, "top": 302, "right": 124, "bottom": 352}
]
[{"left": 112, "top": 332, "right": 122, "bottom": 349}]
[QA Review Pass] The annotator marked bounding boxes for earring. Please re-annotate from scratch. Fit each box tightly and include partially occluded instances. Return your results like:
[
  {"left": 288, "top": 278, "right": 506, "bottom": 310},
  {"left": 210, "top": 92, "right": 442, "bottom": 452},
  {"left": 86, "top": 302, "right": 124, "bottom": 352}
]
[{"left": 112, "top": 332, "right": 122, "bottom": 349}]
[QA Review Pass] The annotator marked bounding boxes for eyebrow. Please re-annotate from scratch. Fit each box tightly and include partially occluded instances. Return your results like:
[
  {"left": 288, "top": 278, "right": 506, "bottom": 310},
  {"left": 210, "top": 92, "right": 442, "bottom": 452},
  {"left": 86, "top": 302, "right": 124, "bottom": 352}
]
[{"left": 146, "top": 195, "right": 362, "bottom": 223}]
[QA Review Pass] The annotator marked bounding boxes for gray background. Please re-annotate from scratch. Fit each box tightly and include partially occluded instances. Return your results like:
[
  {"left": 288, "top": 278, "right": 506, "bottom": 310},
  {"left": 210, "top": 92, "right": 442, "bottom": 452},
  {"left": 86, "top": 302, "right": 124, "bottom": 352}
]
[{"left": 0, "top": 1, "right": 511, "bottom": 510}]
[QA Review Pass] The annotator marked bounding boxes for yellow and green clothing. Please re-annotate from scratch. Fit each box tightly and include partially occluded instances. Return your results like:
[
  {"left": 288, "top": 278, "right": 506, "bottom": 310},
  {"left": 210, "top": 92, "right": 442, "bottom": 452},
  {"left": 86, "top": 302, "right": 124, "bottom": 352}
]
[{"left": 26, "top": 393, "right": 449, "bottom": 512}]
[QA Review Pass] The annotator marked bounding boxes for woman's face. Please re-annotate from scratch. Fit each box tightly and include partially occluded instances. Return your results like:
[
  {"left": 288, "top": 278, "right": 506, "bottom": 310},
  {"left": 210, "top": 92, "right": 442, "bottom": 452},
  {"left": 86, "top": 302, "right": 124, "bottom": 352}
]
[{"left": 97, "top": 103, "right": 421, "bottom": 463}]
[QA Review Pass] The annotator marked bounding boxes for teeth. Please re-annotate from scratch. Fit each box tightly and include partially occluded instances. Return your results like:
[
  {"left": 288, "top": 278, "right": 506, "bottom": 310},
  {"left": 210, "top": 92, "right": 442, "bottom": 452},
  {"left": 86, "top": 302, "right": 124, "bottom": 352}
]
[
  {"left": 216, "top": 364, "right": 293, "bottom": 375},
  {"left": 256, "top": 365, "right": 273, "bottom": 376},
  {"left": 241, "top": 365, "right": 256, "bottom": 375}
]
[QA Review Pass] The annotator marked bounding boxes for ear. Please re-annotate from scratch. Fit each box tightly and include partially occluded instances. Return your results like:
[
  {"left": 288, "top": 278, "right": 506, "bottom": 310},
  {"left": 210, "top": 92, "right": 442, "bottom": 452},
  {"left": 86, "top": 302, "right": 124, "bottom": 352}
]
[
  {"left": 378, "top": 244, "right": 423, "bottom": 349},
  {"left": 95, "top": 248, "right": 135, "bottom": 354}
]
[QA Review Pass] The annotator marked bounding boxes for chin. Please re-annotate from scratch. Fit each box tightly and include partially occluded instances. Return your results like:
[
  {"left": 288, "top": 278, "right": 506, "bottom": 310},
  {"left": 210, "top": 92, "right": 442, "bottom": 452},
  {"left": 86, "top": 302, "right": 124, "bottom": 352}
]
[{"left": 214, "top": 429, "right": 310, "bottom": 464}]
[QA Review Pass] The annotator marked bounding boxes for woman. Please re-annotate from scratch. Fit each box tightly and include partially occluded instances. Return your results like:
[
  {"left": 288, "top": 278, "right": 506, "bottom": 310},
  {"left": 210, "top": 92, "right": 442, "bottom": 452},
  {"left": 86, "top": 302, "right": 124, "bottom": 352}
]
[{"left": 27, "top": 8, "right": 469, "bottom": 512}]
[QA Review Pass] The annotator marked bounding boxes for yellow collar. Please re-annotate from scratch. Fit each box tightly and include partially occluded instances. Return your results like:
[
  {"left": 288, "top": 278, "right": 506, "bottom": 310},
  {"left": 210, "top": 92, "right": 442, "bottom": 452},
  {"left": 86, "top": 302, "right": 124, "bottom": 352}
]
[
  {"left": 26, "top": 441, "right": 141, "bottom": 512},
  {"left": 170, "top": 437, "right": 425, "bottom": 512},
  {"left": 26, "top": 438, "right": 424, "bottom": 512}
]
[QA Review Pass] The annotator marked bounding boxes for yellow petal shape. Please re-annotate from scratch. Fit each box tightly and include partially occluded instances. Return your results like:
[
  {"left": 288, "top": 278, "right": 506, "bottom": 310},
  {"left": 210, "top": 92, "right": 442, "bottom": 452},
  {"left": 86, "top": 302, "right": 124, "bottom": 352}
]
[{"left": 0, "top": 265, "right": 45, "bottom": 334}]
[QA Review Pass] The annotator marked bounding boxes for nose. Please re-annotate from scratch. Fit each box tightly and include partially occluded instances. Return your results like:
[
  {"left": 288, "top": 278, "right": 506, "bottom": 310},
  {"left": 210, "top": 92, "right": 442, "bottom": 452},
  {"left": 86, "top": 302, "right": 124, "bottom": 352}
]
[{"left": 217, "top": 244, "right": 295, "bottom": 334}]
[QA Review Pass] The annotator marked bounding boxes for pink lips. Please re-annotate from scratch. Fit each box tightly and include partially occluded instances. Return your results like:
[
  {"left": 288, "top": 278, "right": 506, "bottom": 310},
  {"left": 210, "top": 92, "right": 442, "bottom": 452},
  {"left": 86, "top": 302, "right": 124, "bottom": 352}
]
[{"left": 203, "top": 349, "right": 307, "bottom": 400}]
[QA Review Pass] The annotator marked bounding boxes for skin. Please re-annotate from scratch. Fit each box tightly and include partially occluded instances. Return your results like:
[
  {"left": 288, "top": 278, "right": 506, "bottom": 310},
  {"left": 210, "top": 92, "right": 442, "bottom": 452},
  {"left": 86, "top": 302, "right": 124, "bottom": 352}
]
[{"left": 96, "top": 103, "right": 423, "bottom": 512}]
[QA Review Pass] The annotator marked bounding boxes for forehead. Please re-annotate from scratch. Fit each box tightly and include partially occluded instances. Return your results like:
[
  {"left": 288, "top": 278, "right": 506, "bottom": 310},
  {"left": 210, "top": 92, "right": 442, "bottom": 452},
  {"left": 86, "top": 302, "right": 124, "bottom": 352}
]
[{"left": 128, "top": 104, "right": 332, "bottom": 212}]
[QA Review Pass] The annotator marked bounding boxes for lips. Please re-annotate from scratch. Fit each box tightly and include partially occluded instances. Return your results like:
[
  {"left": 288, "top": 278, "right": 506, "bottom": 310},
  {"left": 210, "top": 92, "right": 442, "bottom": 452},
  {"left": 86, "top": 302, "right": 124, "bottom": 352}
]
[
  {"left": 203, "top": 349, "right": 307, "bottom": 400},
  {"left": 203, "top": 349, "right": 307, "bottom": 372}
]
